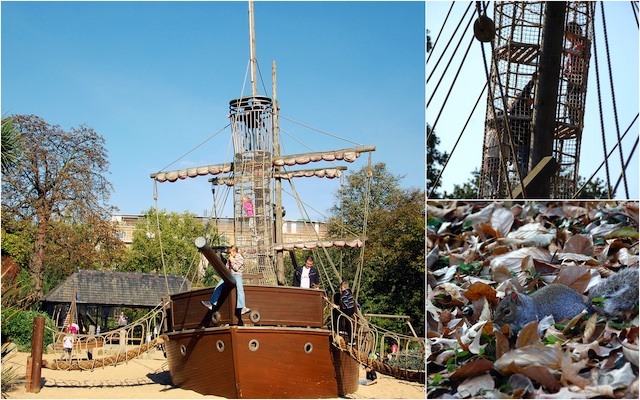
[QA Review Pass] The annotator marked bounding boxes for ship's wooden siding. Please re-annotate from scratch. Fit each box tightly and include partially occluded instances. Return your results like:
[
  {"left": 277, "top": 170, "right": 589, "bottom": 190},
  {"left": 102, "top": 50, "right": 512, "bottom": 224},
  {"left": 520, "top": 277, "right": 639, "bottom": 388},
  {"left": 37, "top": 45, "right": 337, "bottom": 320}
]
[
  {"left": 165, "top": 329, "right": 237, "bottom": 398},
  {"left": 170, "top": 285, "right": 325, "bottom": 331},
  {"left": 165, "top": 326, "right": 348, "bottom": 398}
]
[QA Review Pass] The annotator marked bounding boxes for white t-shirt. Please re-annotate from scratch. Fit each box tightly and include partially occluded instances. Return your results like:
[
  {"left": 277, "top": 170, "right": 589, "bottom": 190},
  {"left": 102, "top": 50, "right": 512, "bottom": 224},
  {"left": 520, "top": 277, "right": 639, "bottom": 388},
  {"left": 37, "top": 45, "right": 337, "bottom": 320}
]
[
  {"left": 300, "top": 267, "right": 311, "bottom": 288},
  {"left": 63, "top": 334, "right": 74, "bottom": 350}
]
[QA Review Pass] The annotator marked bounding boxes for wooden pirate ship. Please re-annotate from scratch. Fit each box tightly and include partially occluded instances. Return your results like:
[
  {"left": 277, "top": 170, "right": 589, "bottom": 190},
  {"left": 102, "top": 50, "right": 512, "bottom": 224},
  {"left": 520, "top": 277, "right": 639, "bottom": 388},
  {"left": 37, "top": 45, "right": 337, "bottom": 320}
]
[{"left": 149, "top": 3, "right": 376, "bottom": 398}]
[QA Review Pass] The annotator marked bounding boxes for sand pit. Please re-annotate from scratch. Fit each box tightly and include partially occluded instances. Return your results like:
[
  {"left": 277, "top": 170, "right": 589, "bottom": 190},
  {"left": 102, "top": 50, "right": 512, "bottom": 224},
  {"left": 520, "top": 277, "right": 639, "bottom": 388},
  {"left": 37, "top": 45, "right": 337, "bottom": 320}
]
[{"left": 3, "top": 349, "right": 425, "bottom": 399}]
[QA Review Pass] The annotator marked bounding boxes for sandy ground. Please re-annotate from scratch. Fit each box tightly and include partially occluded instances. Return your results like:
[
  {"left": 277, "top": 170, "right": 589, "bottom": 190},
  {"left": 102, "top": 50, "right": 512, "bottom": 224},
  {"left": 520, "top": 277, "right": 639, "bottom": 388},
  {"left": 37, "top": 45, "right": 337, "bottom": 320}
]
[{"left": 3, "top": 349, "right": 425, "bottom": 399}]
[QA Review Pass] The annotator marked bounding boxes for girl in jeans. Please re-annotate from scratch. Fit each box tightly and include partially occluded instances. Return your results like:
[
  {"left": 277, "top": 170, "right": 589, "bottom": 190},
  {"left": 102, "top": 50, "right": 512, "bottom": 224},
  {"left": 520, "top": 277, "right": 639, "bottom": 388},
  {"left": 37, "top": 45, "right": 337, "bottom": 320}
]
[{"left": 202, "top": 246, "right": 250, "bottom": 315}]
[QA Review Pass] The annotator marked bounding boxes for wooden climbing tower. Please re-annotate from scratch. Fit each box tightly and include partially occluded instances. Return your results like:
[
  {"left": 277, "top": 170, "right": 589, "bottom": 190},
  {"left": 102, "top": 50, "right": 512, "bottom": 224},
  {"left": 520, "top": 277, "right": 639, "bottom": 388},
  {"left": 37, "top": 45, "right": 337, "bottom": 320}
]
[
  {"left": 227, "top": 95, "right": 277, "bottom": 285},
  {"left": 478, "top": 2, "right": 594, "bottom": 198}
]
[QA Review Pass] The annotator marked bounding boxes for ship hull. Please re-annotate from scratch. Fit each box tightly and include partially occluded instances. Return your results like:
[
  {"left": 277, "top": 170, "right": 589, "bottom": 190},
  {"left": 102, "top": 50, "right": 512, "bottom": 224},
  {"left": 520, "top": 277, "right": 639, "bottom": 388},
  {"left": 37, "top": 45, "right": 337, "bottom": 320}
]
[{"left": 165, "top": 285, "right": 359, "bottom": 398}]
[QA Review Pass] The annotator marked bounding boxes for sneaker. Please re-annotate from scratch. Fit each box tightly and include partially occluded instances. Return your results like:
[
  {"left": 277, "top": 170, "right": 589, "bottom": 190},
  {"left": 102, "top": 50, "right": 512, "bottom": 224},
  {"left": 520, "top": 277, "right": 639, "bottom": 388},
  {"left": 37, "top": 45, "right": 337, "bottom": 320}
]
[
  {"left": 241, "top": 307, "right": 251, "bottom": 315},
  {"left": 201, "top": 300, "right": 213, "bottom": 310}
]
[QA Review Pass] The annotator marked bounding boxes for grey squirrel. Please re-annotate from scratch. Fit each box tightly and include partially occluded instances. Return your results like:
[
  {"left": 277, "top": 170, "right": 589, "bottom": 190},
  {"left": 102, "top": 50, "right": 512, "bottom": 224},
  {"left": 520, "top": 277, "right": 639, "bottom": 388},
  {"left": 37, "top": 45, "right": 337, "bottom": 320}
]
[{"left": 494, "top": 268, "right": 639, "bottom": 332}]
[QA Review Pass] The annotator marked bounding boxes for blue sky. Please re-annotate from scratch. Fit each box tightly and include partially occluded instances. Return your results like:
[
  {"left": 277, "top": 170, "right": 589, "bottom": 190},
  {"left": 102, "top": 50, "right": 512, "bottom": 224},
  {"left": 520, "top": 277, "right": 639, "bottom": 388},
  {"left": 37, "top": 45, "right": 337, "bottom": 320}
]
[
  {"left": 2, "top": 1, "right": 425, "bottom": 221},
  {"left": 427, "top": 1, "right": 639, "bottom": 199}
]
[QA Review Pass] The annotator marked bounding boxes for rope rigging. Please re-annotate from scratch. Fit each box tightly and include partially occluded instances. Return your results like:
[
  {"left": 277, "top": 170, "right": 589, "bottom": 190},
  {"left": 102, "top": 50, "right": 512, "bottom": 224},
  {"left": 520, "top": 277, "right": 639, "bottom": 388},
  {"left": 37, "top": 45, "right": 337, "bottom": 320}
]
[
  {"left": 599, "top": 1, "right": 629, "bottom": 198},
  {"left": 426, "top": 1, "right": 473, "bottom": 86},
  {"left": 426, "top": 1, "right": 455, "bottom": 63},
  {"left": 573, "top": 113, "right": 639, "bottom": 198},
  {"left": 591, "top": 17, "right": 613, "bottom": 198},
  {"left": 428, "top": 80, "right": 488, "bottom": 198}
]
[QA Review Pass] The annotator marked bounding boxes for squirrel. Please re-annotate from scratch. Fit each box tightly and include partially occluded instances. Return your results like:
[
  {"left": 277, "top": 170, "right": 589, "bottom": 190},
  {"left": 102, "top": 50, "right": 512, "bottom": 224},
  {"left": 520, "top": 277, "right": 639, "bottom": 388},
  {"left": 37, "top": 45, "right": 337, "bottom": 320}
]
[{"left": 493, "top": 268, "right": 639, "bottom": 332}]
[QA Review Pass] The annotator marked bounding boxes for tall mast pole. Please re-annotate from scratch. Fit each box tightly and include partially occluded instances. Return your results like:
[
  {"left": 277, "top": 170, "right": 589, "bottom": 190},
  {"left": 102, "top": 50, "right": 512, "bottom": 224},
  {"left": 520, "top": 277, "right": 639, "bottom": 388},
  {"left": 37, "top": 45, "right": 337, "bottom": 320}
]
[
  {"left": 248, "top": 1, "right": 258, "bottom": 97},
  {"left": 272, "top": 60, "right": 285, "bottom": 285},
  {"left": 529, "top": 1, "right": 566, "bottom": 197}
]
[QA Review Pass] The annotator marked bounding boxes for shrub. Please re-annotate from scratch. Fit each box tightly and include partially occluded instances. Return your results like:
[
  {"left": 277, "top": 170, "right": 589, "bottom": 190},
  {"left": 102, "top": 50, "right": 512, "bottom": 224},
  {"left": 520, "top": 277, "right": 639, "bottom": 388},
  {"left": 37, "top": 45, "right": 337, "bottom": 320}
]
[{"left": 1, "top": 307, "right": 57, "bottom": 352}]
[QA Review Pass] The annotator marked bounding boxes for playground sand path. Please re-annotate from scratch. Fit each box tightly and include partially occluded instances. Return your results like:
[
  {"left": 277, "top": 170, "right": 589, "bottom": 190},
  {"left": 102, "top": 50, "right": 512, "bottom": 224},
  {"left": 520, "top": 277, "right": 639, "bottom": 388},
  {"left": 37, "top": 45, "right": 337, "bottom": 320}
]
[{"left": 4, "top": 350, "right": 425, "bottom": 399}]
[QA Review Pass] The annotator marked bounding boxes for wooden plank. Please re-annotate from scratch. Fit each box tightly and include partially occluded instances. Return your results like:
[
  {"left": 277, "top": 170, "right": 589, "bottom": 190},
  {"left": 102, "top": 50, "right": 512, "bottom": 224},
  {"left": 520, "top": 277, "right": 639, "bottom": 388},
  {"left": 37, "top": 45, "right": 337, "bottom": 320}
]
[
  {"left": 170, "top": 286, "right": 325, "bottom": 331},
  {"left": 512, "top": 156, "right": 560, "bottom": 199}
]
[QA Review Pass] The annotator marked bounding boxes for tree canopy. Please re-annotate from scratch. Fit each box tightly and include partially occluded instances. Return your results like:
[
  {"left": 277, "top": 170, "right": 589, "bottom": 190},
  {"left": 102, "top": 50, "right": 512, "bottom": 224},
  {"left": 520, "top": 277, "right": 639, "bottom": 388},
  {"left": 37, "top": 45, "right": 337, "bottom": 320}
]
[
  {"left": 122, "top": 208, "right": 212, "bottom": 280},
  {"left": 1, "top": 115, "right": 121, "bottom": 299},
  {"left": 326, "top": 162, "right": 425, "bottom": 336}
]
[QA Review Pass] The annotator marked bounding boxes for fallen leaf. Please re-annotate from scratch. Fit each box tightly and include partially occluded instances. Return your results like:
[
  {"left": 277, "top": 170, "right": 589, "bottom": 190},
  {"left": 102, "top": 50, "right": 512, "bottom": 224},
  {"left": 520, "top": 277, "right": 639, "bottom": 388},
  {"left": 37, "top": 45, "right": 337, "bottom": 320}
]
[
  {"left": 516, "top": 320, "right": 542, "bottom": 348},
  {"left": 464, "top": 282, "right": 499, "bottom": 307},
  {"left": 457, "top": 373, "right": 495, "bottom": 398},
  {"left": 494, "top": 344, "right": 563, "bottom": 374},
  {"left": 490, "top": 206, "right": 514, "bottom": 237},
  {"left": 605, "top": 226, "right": 639, "bottom": 240},
  {"left": 490, "top": 247, "right": 552, "bottom": 272},
  {"left": 560, "top": 350, "right": 591, "bottom": 389},
  {"left": 450, "top": 358, "right": 494, "bottom": 381},
  {"left": 563, "top": 234, "right": 594, "bottom": 256}
]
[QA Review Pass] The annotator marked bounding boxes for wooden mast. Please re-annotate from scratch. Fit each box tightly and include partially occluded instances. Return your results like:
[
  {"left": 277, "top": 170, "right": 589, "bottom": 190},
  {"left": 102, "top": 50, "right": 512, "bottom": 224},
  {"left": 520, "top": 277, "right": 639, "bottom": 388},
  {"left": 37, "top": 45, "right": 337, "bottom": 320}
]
[
  {"left": 248, "top": 1, "right": 258, "bottom": 97},
  {"left": 272, "top": 60, "right": 286, "bottom": 285}
]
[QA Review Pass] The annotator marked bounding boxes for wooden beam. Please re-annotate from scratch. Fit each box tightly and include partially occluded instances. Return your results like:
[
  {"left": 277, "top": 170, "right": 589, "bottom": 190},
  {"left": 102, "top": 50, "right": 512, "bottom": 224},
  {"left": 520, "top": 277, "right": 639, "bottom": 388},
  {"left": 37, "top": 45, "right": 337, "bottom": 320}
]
[{"left": 512, "top": 156, "right": 560, "bottom": 199}]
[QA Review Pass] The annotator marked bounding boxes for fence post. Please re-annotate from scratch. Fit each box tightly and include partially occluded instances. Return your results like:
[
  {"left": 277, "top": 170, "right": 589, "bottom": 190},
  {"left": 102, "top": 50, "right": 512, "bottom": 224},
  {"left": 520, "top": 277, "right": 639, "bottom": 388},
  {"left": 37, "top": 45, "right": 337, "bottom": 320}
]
[{"left": 27, "top": 316, "right": 45, "bottom": 393}]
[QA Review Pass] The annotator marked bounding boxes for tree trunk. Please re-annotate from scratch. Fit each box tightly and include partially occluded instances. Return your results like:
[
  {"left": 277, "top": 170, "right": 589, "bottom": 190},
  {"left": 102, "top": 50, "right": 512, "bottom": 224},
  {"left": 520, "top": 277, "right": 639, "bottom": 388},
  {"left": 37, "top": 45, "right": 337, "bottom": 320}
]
[{"left": 32, "top": 203, "right": 51, "bottom": 300}]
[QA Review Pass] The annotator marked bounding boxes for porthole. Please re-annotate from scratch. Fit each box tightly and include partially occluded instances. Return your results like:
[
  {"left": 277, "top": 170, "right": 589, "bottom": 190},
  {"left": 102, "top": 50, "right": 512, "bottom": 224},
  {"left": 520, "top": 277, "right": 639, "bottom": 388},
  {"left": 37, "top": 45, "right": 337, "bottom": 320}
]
[
  {"left": 216, "top": 340, "right": 225, "bottom": 352},
  {"left": 180, "top": 344, "right": 187, "bottom": 356},
  {"left": 249, "top": 339, "right": 259, "bottom": 352},
  {"left": 250, "top": 310, "right": 261, "bottom": 323},
  {"left": 211, "top": 312, "right": 221, "bottom": 324},
  {"left": 304, "top": 342, "right": 313, "bottom": 354}
]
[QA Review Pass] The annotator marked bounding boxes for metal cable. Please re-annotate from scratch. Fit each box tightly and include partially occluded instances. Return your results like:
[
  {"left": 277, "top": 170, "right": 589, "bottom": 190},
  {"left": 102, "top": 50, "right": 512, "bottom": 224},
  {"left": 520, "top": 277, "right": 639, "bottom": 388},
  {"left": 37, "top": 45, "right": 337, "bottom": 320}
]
[
  {"left": 428, "top": 80, "right": 488, "bottom": 198},
  {"left": 573, "top": 113, "right": 638, "bottom": 198},
  {"left": 426, "top": 32, "right": 475, "bottom": 137},
  {"left": 591, "top": 11, "right": 613, "bottom": 198},
  {"left": 600, "top": 1, "right": 629, "bottom": 197},
  {"left": 427, "top": 2, "right": 473, "bottom": 84},
  {"left": 427, "top": 2, "right": 455, "bottom": 62},
  {"left": 613, "top": 135, "right": 639, "bottom": 196}
]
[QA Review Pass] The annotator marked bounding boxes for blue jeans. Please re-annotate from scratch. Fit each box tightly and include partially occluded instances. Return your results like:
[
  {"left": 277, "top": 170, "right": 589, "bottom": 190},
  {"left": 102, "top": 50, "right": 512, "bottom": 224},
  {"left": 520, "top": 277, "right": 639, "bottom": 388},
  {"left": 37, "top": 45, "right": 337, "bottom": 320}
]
[{"left": 208, "top": 274, "right": 246, "bottom": 309}]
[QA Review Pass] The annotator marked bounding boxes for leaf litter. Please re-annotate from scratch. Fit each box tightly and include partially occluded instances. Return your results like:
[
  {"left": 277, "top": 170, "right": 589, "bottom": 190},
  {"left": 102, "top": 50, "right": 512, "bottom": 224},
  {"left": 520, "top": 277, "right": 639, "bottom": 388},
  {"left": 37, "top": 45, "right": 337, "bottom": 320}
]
[{"left": 427, "top": 201, "right": 639, "bottom": 398}]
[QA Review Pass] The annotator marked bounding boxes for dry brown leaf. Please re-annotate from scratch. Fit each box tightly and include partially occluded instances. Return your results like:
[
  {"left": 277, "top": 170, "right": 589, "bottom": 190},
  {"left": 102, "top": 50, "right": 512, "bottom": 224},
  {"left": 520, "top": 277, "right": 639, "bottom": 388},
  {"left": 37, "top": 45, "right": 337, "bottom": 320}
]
[
  {"left": 490, "top": 206, "right": 515, "bottom": 237},
  {"left": 505, "top": 222, "right": 556, "bottom": 247},
  {"left": 560, "top": 350, "right": 592, "bottom": 389},
  {"left": 563, "top": 204, "right": 588, "bottom": 218},
  {"left": 491, "top": 264, "right": 515, "bottom": 283},
  {"left": 495, "top": 330, "right": 510, "bottom": 360},
  {"left": 450, "top": 357, "right": 494, "bottom": 381},
  {"left": 616, "top": 247, "right": 640, "bottom": 267},
  {"left": 583, "top": 313, "right": 598, "bottom": 343},
  {"left": 494, "top": 344, "right": 563, "bottom": 374},
  {"left": 464, "top": 281, "right": 499, "bottom": 307},
  {"left": 520, "top": 365, "right": 562, "bottom": 391},
  {"left": 490, "top": 247, "right": 552, "bottom": 272},
  {"left": 533, "top": 258, "right": 560, "bottom": 275},
  {"left": 433, "top": 283, "right": 467, "bottom": 307},
  {"left": 457, "top": 372, "right": 495, "bottom": 398},
  {"left": 552, "top": 266, "right": 591, "bottom": 294},
  {"left": 565, "top": 339, "right": 617, "bottom": 359},
  {"left": 516, "top": 320, "right": 543, "bottom": 348},
  {"left": 477, "top": 221, "right": 498, "bottom": 239},
  {"left": 563, "top": 234, "right": 594, "bottom": 256}
]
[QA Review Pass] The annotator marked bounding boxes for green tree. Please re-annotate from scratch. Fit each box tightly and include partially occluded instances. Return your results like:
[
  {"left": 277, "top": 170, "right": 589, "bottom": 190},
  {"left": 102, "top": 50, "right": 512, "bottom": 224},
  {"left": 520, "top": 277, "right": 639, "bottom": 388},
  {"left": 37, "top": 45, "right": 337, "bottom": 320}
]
[
  {"left": 443, "top": 168, "right": 610, "bottom": 199},
  {"left": 363, "top": 188, "right": 425, "bottom": 336},
  {"left": 326, "top": 163, "right": 424, "bottom": 336},
  {"left": 1, "top": 116, "right": 22, "bottom": 173},
  {"left": 443, "top": 168, "right": 480, "bottom": 199},
  {"left": 575, "top": 176, "right": 611, "bottom": 199},
  {"left": 122, "top": 208, "right": 211, "bottom": 280},
  {"left": 426, "top": 124, "right": 449, "bottom": 198},
  {"left": 1, "top": 115, "right": 118, "bottom": 300}
]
